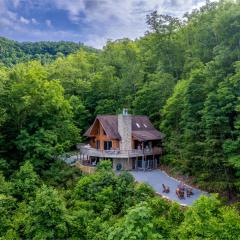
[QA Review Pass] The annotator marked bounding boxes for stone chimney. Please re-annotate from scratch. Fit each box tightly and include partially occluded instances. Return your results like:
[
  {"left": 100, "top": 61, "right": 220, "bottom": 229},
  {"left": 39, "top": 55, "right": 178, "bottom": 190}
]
[{"left": 118, "top": 109, "right": 132, "bottom": 151}]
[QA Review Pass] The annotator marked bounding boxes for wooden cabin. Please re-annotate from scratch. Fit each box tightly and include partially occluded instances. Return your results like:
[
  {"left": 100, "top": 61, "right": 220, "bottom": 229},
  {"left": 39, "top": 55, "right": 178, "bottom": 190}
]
[{"left": 78, "top": 110, "right": 164, "bottom": 170}]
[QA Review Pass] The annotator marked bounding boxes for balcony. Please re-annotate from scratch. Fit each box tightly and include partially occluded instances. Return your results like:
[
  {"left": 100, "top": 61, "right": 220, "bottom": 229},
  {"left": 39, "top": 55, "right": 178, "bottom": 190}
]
[{"left": 77, "top": 144, "right": 163, "bottom": 159}]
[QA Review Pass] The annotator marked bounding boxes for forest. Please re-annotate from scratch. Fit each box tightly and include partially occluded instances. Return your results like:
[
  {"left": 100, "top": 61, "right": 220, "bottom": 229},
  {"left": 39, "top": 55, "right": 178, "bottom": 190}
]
[
  {"left": 1, "top": 0, "right": 240, "bottom": 239},
  {"left": 0, "top": 37, "right": 97, "bottom": 66}
]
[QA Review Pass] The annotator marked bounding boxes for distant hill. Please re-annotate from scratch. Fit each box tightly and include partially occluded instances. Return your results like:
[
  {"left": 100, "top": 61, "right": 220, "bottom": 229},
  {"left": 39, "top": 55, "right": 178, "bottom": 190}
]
[{"left": 0, "top": 37, "right": 98, "bottom": 66}]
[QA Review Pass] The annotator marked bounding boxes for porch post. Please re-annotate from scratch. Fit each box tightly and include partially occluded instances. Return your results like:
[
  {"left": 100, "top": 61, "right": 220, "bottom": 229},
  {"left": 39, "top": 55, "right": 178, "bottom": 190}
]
[
  {"left": 153, "top": 154, "right": 156, "bottom": 169},
  {"left": 142, "top": 141, "right": 145, "bottom": 171}
]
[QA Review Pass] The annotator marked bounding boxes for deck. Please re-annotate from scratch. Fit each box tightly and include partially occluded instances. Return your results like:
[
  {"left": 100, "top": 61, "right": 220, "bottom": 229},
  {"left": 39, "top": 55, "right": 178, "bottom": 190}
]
[{"left": 77, "top": 144, "right": 163, "bottom": 159}]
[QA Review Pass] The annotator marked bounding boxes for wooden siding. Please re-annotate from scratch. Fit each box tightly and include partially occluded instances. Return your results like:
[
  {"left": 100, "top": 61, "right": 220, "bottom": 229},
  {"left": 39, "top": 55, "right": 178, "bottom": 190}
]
[{"left": 89, "top": 119, "right": 119, "bottom": 150}]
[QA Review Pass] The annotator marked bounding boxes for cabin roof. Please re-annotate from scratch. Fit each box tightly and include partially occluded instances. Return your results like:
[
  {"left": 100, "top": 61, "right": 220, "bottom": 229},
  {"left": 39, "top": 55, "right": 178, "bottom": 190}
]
[{"left": 84, "top": 115, "right": 164, "bottom": 141}]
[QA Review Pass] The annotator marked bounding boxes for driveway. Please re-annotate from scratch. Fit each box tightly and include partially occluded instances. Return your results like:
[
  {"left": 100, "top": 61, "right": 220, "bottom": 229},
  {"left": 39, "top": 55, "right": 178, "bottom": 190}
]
[{"left": 131, "top": 170, "right": 208, "bottom": 206}]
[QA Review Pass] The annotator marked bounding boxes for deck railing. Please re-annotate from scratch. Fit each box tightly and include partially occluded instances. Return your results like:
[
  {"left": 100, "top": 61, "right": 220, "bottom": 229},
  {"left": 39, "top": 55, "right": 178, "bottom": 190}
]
[{"left": 77, "top": 144, "right": 162, "bottom": 158}]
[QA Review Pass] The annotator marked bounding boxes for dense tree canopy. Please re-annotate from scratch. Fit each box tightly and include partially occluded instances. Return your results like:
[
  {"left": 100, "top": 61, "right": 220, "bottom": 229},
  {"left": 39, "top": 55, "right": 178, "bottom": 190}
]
[
  {"left": 1, "top": 0, "right": 240, "bottom": 239},
  {"left": 0, "top": 37, "right": 97, "bottom": 66}
]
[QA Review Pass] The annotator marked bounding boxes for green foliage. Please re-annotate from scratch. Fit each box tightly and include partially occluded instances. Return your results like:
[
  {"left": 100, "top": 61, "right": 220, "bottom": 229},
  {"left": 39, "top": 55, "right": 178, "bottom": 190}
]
[
  {"left": 42, "top": 160, "right": 82, "bottom": 189},
  {"left": 134, "top": 182, "right": 155, "bottom": 201},
  {"left": 0, "top": 1, "right": 240, "bottom": 239},
  {"left": 133, "top": 72, "right": 175, "bottom": 126},
  {"left": 0, "top": 162, "right": 239, "bottom": 239},
  {"left": 0, "top": 194, "right": 16, "bottom": 238},
  {"left": 11, "top": 161, "right": 40, "bottom": 200},
  {"left": 0, "top": 37, "right": 97, "bottom": 66},
  {"left": 69, "top": 95, "right": 90, "bottom": 133},
  {"left": 158, "top": 1, "right": 240, "bottom": 193},
  {"left": 108, "top": 203, "right": 163, "bottom": 240},
  {"left": 177, "top": 195, "right": 240, "bottom": 239},
  {"left": 25, "top": 184, "right": 68, "bottom": 239},
  {"left": 0, "top": 61, "right": 80, "bottom": 167},
  {"left": 96, "top": 160, "right": 113, "bottom": 171},
  {"left": 74, "top": 169, "right": 116, "bottom": 214},
  {"left": 0, "top": 173, "right": 12, "bottom": 198},
  {"left": 0, "top": 158, "right": 9, "bottom": 174}
]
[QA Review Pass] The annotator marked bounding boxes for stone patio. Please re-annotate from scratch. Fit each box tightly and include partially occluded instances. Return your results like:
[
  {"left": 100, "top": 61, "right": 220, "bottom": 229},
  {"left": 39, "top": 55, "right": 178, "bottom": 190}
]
[{"left": 130, "top": 170, "right": 208, "bottom": 206}]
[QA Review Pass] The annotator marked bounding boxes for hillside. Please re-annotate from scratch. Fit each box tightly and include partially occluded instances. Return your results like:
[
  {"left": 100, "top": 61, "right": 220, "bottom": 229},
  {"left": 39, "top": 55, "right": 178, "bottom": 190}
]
[
  {"left": 0, "top": 37, "right": 97, "bottom": 66},
  {"left": 1, "top": 0, "right": 240, "bottom": 239}
]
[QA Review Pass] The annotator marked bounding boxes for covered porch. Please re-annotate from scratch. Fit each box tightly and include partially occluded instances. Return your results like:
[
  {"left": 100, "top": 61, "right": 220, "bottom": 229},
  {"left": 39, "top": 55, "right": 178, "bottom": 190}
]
[{"left": 76, "top": 144, "right": 163, "bottom": 171}]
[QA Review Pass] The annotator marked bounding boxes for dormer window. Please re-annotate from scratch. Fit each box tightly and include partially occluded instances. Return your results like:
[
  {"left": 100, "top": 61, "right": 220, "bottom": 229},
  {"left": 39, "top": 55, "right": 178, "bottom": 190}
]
[{"left": 136, "top": 123, "right": 140, "bottom": 128}]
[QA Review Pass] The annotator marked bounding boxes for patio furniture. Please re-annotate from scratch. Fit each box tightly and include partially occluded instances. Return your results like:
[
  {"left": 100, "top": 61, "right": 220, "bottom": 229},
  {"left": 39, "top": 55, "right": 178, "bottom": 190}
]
[
  {"left": 178, "top": 182, "right": 185, "bottom": 191},
  {"left": 176, "top": 188, "right": 185, "bottom": 199},
  {"left": 162, "top": 184, "right": 170, "bottom": 193},
  {"left": 187, "top": 188, "right": 193, "bottom": 197}
]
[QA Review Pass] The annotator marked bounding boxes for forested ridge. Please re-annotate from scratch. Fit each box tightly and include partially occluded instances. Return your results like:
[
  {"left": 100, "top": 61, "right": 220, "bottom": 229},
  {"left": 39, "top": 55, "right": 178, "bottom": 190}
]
[
  {"left": 0, "top": 37, "right": 97, "bottom": 66},
  {"left": 1, "top": 0, "right": 240, "bottom": 239}
]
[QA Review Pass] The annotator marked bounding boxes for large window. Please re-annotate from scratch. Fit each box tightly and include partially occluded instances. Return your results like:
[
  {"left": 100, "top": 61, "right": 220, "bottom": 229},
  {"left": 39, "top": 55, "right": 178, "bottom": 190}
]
[
  {"left": 96, "top": 140, "right": 100, "bottom": 149},
  {"left": 104, "top": 141, "right": 112, "bottom": 150}
]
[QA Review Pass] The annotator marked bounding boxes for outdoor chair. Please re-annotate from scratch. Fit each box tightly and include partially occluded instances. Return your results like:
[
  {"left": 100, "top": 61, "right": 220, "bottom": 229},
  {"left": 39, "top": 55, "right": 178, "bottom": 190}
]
[
  {"left": 176, "top": 188, "right": 185, "bottom": 199},
  {"left": 186, "top": 188, "right": 193, "bottom": 197},
  {"left": 178, "top": 182, "right": 185, "bottom": 191},
  {"left": 162, "top": 184, "right": 170, "bottom": 193}
]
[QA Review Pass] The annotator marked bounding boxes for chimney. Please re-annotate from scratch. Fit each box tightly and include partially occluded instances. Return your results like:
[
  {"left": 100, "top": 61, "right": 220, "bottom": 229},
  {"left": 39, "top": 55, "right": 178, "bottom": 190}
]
[{"left": 118, "top": 109, "right": 132, "bottom": 151}]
